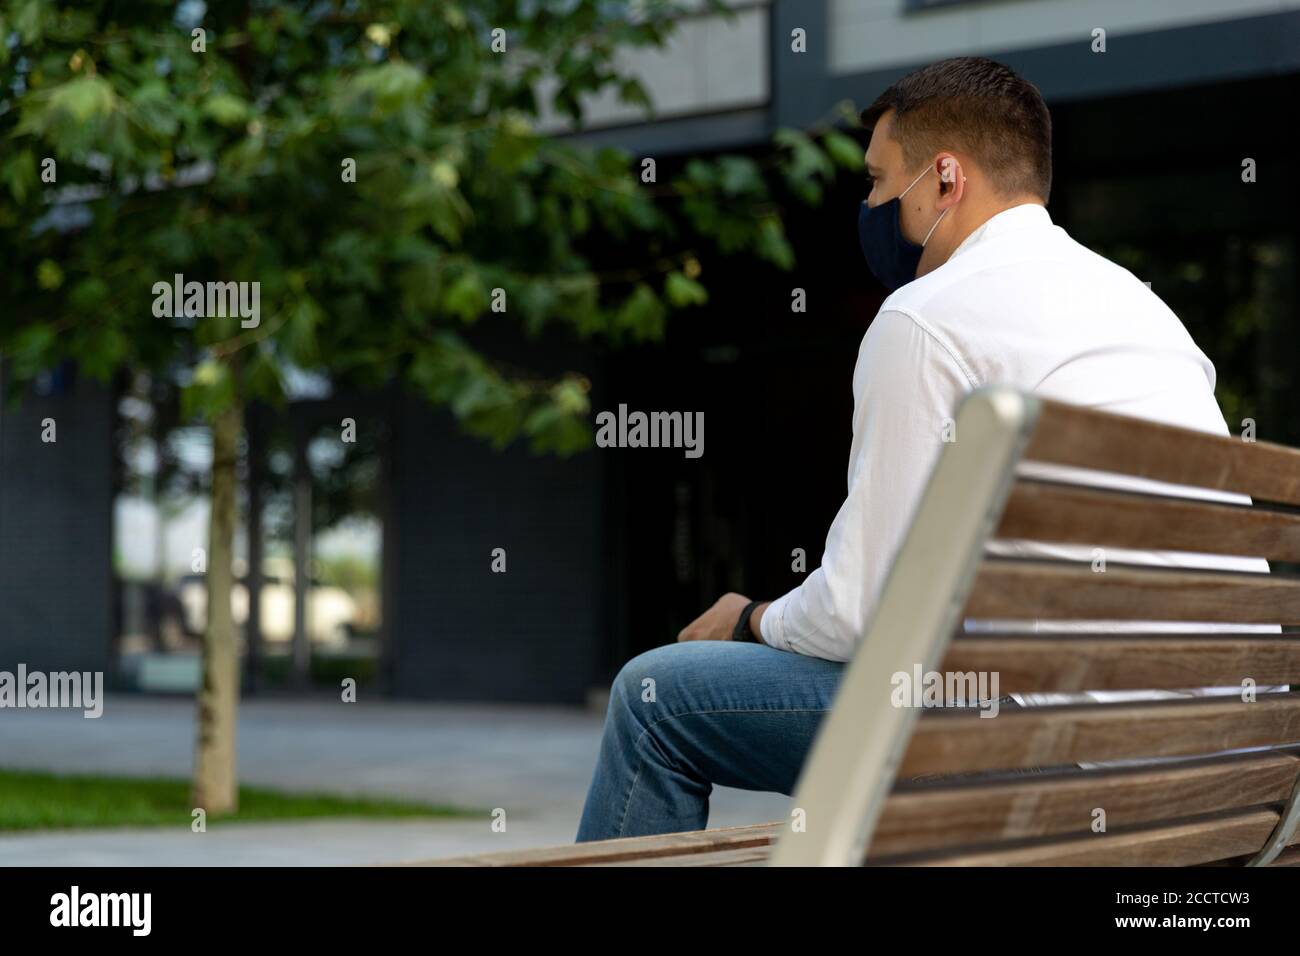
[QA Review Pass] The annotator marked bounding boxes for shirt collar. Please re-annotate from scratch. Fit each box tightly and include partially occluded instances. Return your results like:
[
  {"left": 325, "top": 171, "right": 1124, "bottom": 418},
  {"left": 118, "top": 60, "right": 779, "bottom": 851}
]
[{"left": 949, "top": 202, "right": 1052, "bottom": 259}]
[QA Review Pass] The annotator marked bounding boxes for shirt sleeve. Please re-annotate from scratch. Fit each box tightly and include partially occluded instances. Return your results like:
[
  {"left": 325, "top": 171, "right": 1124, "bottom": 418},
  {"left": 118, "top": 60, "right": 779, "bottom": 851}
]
[{"left": 760, "top": 308, "right": 977, "bottom": 661}]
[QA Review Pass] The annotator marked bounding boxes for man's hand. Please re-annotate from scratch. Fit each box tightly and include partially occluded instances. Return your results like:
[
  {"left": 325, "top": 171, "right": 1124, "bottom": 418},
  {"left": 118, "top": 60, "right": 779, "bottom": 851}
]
[{"left": 677, "top": 593, "right": 768, "bottom": 644}]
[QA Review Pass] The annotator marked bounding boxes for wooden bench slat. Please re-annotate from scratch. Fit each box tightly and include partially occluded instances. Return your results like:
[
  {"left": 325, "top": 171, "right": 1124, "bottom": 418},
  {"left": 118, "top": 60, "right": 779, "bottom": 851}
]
[
  {"left": 942, "top": 635, "right": 1300, "bottom": 692},
  {"left": 996, "top": 479, "right": 1300, "bottom": 562},
  {"left": 870, "top": 750, "right": 1300, "bottom": 857},
  {"left": 965, "top": 560, "right": 1300, "bottom": 623},
  {"left": 407, "top": 822, "right": 780, "bottom": 867},
  {"left": 900, "top": 695, "right": 1300, "bottom": 776},
  {"left": 595, "top": 846, "right": 771, "bottom": 866},
  {"left": 1027, "top": 400, "right": 1300, "bottom": 507},
  {"left": 879, "top": 808, "right": 1294, "bottom": 867}
]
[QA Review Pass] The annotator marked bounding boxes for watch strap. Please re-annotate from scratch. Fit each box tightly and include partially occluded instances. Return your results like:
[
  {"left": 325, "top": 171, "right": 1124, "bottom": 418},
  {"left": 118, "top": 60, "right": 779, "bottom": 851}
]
[{"left": 732, "top": 600, "right": 762, "bottom": 643}]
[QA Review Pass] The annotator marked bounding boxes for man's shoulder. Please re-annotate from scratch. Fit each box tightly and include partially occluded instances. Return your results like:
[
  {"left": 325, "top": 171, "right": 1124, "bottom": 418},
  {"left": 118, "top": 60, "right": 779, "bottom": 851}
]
[
  {"left": 887, "top": 221, "right": 1093, "bottom": 298},
  {"left": 868, "top": 218, "right": 1209, "bottom": 396},
  {"left": 881, "top": 221, "right": 1157, "bottom": 333}
]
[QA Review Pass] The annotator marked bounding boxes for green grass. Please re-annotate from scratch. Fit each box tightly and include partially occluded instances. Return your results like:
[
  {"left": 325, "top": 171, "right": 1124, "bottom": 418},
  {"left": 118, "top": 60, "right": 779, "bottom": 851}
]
[{"left": 0, "top": 769, "right": 481, "bottom": 832}]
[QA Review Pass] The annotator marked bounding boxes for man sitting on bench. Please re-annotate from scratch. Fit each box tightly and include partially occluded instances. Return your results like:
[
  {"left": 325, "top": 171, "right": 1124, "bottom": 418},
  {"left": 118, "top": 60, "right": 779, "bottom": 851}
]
[{"left": 575, "top": 56, "right": 1254, "bottom": 842}]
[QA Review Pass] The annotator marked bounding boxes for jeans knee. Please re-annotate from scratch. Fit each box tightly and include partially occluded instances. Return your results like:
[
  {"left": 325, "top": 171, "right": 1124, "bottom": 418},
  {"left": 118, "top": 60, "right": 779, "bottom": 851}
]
[{"left": 611, "top": 643, "right": 698, "bottom": 716}]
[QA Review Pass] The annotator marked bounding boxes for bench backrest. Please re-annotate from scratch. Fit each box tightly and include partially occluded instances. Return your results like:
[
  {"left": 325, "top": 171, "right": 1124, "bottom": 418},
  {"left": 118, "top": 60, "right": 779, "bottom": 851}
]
[{"left": 770, "top": 388, "right": 1300, "bottom": 867}]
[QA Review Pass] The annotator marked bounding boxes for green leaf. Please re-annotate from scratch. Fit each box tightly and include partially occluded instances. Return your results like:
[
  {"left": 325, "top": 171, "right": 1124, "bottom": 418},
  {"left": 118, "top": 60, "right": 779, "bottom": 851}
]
[
  {"left": 755, "top": 217, "right": 795, "bottom": 271},
  {"left": 715, "top": 156, "right": 764, "bottom": 196},
  {"left": 36, "top": 259, "right": 64, "bottom": 290},
  {"left": 2, "top": 150, "right": 37, "bottom": 203},
  {"left": 283, "top": 298, "right": 322, "bottom": 365},
  {"left": 182, "top": 359, "right": 236, "bottom": 422},
  {"left": 78, "top": 327, "right": 128, "bottom": 380},
  {"left": 68, "top": 277, "right": 109, "bottom": 311},
  {"left": 615, "top": 283, "right": 667, "bottom": 342},
  {"left": 337, "top": 62, "right": 429, "bottom": 117},
  {"left": 443, "top": 269, "right": 488, "bottom": 322},
  {"left": 12, "top": 323, "right": 55, "bottom": 361},
  {"left": 665, "top": 270, "right": 708, "bottom": 308},
  {"left": 775, "top": 127, "right": 834, "bottom": 204},
  {"left": 40, "top": 74, "right": 117, "bottom": 123},
  {"left": 822, "top": 130, "right": 864, "bottom": 171},
  {"left": 203, "top": 93, "right": 251, "bottom": 127},
  {"left": 16, "top": 73, "right": 128, "bottom": 157},
  {"left": 617, "top": 78, "right": 653, "bottom": 113},
  {"left": 129, "top": 81, "right": 180, "bottom": 138}
]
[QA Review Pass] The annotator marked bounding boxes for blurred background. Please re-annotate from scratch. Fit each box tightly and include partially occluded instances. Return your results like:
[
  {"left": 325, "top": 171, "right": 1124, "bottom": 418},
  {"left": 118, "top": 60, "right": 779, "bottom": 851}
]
[
  {"left": 5, "top": 0, "right": 1297, "bottom": 705},
  {"left": 0, "top": 0, "right": 1297, "bottom": 861}
]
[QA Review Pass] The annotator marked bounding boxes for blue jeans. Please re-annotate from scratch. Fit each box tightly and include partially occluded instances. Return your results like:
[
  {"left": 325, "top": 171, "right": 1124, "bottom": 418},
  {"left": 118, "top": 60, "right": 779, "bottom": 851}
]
[{"left": 574, "top": 640, "right": 846, "bottom": 842}]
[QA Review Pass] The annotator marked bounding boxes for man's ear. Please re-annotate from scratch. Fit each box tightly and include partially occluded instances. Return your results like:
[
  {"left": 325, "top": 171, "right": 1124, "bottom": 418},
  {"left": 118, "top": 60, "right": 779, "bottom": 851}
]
[
  {"left": 937, "top": 154, "right": 960, "bottom": 185},
  {"left": 936, "top": 154, "right": 965, "bottom": 203}
]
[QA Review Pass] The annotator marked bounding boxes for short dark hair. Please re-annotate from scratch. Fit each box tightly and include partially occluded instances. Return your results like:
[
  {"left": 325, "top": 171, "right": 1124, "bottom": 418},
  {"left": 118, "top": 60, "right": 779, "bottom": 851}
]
[{"left": 861, "top": 56, "right": 1052, "bottom": 201}]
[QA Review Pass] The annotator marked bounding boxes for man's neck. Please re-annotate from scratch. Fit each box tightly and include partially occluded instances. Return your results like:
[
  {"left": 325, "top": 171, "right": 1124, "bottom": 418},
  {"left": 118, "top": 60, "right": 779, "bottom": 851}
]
[{"left": 917, "top": 196, "right": 1044, "bottom": 279}]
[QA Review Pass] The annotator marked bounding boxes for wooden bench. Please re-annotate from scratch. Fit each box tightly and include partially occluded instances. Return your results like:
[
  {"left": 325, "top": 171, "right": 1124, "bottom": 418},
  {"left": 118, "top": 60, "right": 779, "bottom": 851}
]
[{"left": 417, "top": 388, "right": 1300, "bottom": 867}]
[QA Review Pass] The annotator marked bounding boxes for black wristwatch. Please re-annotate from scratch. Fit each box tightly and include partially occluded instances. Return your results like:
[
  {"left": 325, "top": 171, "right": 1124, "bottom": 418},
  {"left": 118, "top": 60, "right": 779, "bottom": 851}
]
[{"left": 732, "top": 600, "right": 763, "bottom": 643}]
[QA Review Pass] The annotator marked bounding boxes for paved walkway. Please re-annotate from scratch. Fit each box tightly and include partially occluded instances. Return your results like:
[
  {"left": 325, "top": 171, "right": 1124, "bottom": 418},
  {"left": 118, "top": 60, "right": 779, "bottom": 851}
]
[{"left": 0, "top": 695, "right": 788, "bottom": 865}]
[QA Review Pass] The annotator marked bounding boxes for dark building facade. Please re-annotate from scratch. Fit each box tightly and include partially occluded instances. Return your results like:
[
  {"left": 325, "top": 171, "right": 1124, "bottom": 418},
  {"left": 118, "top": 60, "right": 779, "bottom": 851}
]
[{"left": 0, "top": 376, "right": 115, "bottom": 674}]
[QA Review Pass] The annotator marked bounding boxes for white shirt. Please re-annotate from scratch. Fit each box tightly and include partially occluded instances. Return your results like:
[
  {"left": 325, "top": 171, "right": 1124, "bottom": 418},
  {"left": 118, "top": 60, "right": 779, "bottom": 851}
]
[{"left": 760, "top": 202, "right": 1280, "bottom": 710}]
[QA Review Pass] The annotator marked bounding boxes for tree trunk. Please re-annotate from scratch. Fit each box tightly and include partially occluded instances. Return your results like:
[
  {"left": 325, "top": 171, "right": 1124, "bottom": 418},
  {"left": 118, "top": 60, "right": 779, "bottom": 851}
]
[{"left": 192, "top": 398, "right": 243, "bottom": 815}]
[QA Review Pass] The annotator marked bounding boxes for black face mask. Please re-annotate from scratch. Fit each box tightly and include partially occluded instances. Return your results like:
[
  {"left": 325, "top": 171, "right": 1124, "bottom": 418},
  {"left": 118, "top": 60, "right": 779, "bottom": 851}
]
[{"left": 857, "top": 166, "right": 948, "bottom": 291}]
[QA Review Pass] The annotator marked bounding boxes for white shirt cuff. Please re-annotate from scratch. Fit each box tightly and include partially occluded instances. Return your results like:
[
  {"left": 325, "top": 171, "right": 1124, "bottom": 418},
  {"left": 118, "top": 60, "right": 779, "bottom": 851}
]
[{"left": 759, "top": 593, "right": 793, "bottom": 652}]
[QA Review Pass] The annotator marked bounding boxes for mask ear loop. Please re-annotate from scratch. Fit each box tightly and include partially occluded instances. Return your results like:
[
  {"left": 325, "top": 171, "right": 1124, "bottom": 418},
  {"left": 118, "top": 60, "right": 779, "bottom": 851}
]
[
  {"left": 921, "top": 208, "right": 949, "bottom": 247},
  {"left": 898, "top": 165, "right": 932, "bottom": 199},
  {"left": 899, "top": 164, "right": 949, "bottom": 247}
]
